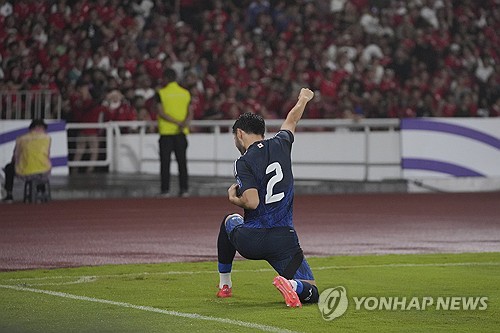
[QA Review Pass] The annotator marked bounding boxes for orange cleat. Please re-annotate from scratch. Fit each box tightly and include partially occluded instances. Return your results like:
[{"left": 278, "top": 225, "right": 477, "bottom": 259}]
[
  {"left": 216, "top": 284, "right": 232, "bottom": 298},
  {"left": 272, "top": 276, "right": 302, "bottom": 308}
]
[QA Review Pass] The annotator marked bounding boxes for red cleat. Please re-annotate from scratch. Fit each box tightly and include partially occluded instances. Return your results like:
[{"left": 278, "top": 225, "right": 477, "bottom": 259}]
[
  {"left": 273, "top": 276, "right": 302, "bottom": 308},
  {"left": 217, "top": 284, "right": 232, "bottom": 298}
]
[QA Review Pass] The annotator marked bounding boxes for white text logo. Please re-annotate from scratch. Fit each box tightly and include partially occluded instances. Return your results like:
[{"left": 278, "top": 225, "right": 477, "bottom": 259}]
[
  {"left": 353, "top": 296, "right": 488, "bottom": 311},
  {"left": 318, "top": 287, "right": 489, "bottom": 321}
]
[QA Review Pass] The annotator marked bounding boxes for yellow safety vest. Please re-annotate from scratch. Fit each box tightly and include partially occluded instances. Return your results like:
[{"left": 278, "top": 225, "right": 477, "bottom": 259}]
[
  {"left": 15, "top": 131, "right": 52, "bottom": 176},
  {"left": 157, "top": 82, "right": 191, "bottom": 135}
]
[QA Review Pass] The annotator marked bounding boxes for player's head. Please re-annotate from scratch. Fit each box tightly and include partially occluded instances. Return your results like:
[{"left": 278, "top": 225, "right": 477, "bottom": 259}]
[
  {"left": 232, "top": 112, "right": 265, "bottom": 136},
  {"left": 232, "top": 112, "right": 265, "bottom": 154}
]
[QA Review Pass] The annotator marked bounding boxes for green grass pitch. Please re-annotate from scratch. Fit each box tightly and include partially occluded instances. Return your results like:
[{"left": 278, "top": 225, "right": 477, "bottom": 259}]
[{"left": 0, "top": 252, "right": 499, "bottom": 333}]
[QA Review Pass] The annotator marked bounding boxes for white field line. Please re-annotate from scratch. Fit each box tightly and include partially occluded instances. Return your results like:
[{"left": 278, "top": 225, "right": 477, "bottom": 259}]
[
  {"left": 2, "top": 261, "right": 499, "bottom": 284},
  {"left": 0, "top": 284, "right": 300, "bottom": 333},
  {"left": 21, "top": 276, "right": 98, "bottom": 286}
]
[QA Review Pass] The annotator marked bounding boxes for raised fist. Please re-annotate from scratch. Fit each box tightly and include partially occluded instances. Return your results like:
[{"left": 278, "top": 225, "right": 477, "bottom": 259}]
[{"left": 299, "top": 88, "right": 314, "bottom": 102}]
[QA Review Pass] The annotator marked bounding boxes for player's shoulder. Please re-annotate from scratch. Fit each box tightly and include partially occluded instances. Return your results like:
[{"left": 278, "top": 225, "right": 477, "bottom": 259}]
[
  {"left": 273, "top": 129, "right": 294, "bottom": 143},
  {"left": 265, "top": 130, "right": 294, "bottom": 149}
]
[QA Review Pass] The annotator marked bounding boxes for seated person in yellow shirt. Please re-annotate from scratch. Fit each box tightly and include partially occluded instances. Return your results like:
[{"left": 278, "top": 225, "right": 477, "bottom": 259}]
[{"left": 2, "top": 119, "right": 52, "bottom": 203}]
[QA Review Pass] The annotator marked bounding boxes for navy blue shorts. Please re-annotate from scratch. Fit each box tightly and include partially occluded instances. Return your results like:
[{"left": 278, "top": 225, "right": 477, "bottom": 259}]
[{"left": 225, "top": 214, "right": 314, "bottom": 280}]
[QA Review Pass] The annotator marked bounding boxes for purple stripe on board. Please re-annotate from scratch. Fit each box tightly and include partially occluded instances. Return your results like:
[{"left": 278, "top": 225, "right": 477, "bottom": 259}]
[
  {"left": 401, "top": 158, "right": 484, "bottom": 177},
  {"left": 51, "top": 156, "right": 68, "bottom": 167},
  {"left": 0, "top": 128, "right": 27, "bottom": 144},
  {"left": 0, "top": 121, "right": 66, "bottom": 145},
  {"left": 401, "top": 119, "right": 500, "bottom": 149},
  {"left": 47, "top": 122, "right": 66, "bottom": 132}
]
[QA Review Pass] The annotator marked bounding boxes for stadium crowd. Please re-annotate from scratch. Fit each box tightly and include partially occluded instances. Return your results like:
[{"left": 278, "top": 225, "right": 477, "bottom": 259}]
[{"left": 0, "top": 0, "right": 499, "bottom": 125}]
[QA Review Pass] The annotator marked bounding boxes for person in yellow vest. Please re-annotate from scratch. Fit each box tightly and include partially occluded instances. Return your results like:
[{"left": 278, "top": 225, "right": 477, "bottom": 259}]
[
  {"left": 156, "top": 68, "right": 192, "bottom": 197},
  {"left": 2, "top": 119, "right": 52, "bottom": 203}
]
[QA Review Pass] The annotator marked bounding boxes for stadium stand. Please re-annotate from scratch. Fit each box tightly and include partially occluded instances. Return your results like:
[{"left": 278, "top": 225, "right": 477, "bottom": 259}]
[{"left": 0, "top": 0, "right": 499, "bottom": 123}]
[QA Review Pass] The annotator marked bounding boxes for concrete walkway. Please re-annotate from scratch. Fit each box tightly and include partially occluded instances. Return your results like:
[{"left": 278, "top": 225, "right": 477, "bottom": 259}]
[{"left": 7, "top": 173, "right": 407, "bottom": 202}]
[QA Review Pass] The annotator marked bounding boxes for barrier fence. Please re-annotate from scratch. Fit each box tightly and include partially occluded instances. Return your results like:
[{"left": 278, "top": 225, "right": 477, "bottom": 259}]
[
  {"left": 0, "top": 90, "right": 62, "bottom": 120},
  {"left": 66, "top": 119, "right": 401, "bottom": 180}
]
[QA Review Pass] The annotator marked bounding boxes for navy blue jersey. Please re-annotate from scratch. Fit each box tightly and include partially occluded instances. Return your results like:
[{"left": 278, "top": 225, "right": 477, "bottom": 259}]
[{"left": 234, "top": 130, "right": 295, "bottom": 229}]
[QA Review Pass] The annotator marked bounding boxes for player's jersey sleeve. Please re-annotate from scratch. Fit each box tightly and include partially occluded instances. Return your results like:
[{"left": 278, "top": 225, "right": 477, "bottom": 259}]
[
  {"left": 275, "top": 129, "right": 294, "bottom": 148},
  {"left": 234, "top": 157, "right": 257, "bottom": 196}
]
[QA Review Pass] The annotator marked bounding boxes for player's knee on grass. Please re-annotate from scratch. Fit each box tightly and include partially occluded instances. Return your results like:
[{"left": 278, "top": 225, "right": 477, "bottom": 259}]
[{"left": 297, "top": 281, "right": 319, "bottom": 304}]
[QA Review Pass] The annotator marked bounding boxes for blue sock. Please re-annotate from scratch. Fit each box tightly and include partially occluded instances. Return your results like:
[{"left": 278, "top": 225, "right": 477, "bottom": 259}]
[
  {"left": 218, "top": 262, "right": 232, "bottom": 273},
  {"left": 294, "top": 279, "right": 304, "bottom": 294}
]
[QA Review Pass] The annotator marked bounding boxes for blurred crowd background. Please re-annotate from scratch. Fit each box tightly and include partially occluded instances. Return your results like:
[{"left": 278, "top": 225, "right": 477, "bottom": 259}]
[{"left": 1, "top": 0, "right": 499, "bottom": 126}]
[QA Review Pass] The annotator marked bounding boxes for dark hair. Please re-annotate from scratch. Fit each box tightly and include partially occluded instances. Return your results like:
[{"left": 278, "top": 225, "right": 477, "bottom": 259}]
[
  {"left": 232, "top": 112, "right": 265, "bottom": 136},
  {"left": 29, "top": 119, "right": 47, "bottom": 130},
  {"left": 164, "top": 68, "right": 177, "bottom": 81}
]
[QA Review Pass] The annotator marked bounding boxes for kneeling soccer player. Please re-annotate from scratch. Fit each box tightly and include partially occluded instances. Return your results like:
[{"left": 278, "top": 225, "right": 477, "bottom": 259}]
[{"left": 216, "top": 89, "right": 319, "bottom": 307}]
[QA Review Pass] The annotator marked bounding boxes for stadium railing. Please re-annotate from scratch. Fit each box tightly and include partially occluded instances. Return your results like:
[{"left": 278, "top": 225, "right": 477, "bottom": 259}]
[
  {"left": 66, "top": 119, "right": 400, "bottom": 180},
  {"left": 0, "top": 90, "right": 62, "bottom": 120}
]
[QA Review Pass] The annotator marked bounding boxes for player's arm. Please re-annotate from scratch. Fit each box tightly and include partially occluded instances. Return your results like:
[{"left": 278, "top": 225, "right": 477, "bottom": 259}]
[
  {"left": 228, "top": 184, "right": 259, "bottom": 210},
  {"left": 280, "top": 88, "right": 314, "bottom": 134}
]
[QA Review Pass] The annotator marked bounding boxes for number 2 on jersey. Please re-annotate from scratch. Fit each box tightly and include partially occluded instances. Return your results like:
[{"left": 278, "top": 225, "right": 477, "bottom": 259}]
[{"left": 265, "top": 162, "right": 285, "bottom": 204}]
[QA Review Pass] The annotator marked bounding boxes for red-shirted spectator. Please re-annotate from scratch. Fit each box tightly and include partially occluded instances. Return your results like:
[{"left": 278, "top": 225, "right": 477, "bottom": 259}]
[
  {"left": 49, "top": 1, "right": 70, "bottom": 30},
  {"left": 94, "top": 0, "right": 115, "bottom": 23},
  {"left": 143, "top": 44, "right": 164, "bottom": 82},
  {"left": 438, "top": 94, "right": 458, "bottom": 117},
  {"left": 31, "top": 71, "right": 58, "bottom": 92},
  {"left": 208, "top": 0, "right": 228, "bottom": 32},
  {"left": 71, "top": 0, "right": 91, "bottom": 24},
  {"left": 243, "top": 84, "right": 277, "bottom": 119},
  {"left": 13, "top": 1, "right": 34, "bottom": 21},
  {"left": 188, "top": 86, "right": 206, "bottom": 121},
  {"left": 70, "top": 81, "right": 104, "bottom": 173},
  {"left": 103, "top": 89, "right": 138, "bottom": 133},
  {"left": 71, "top": 82, "right": 102, "bottom": 133}
]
